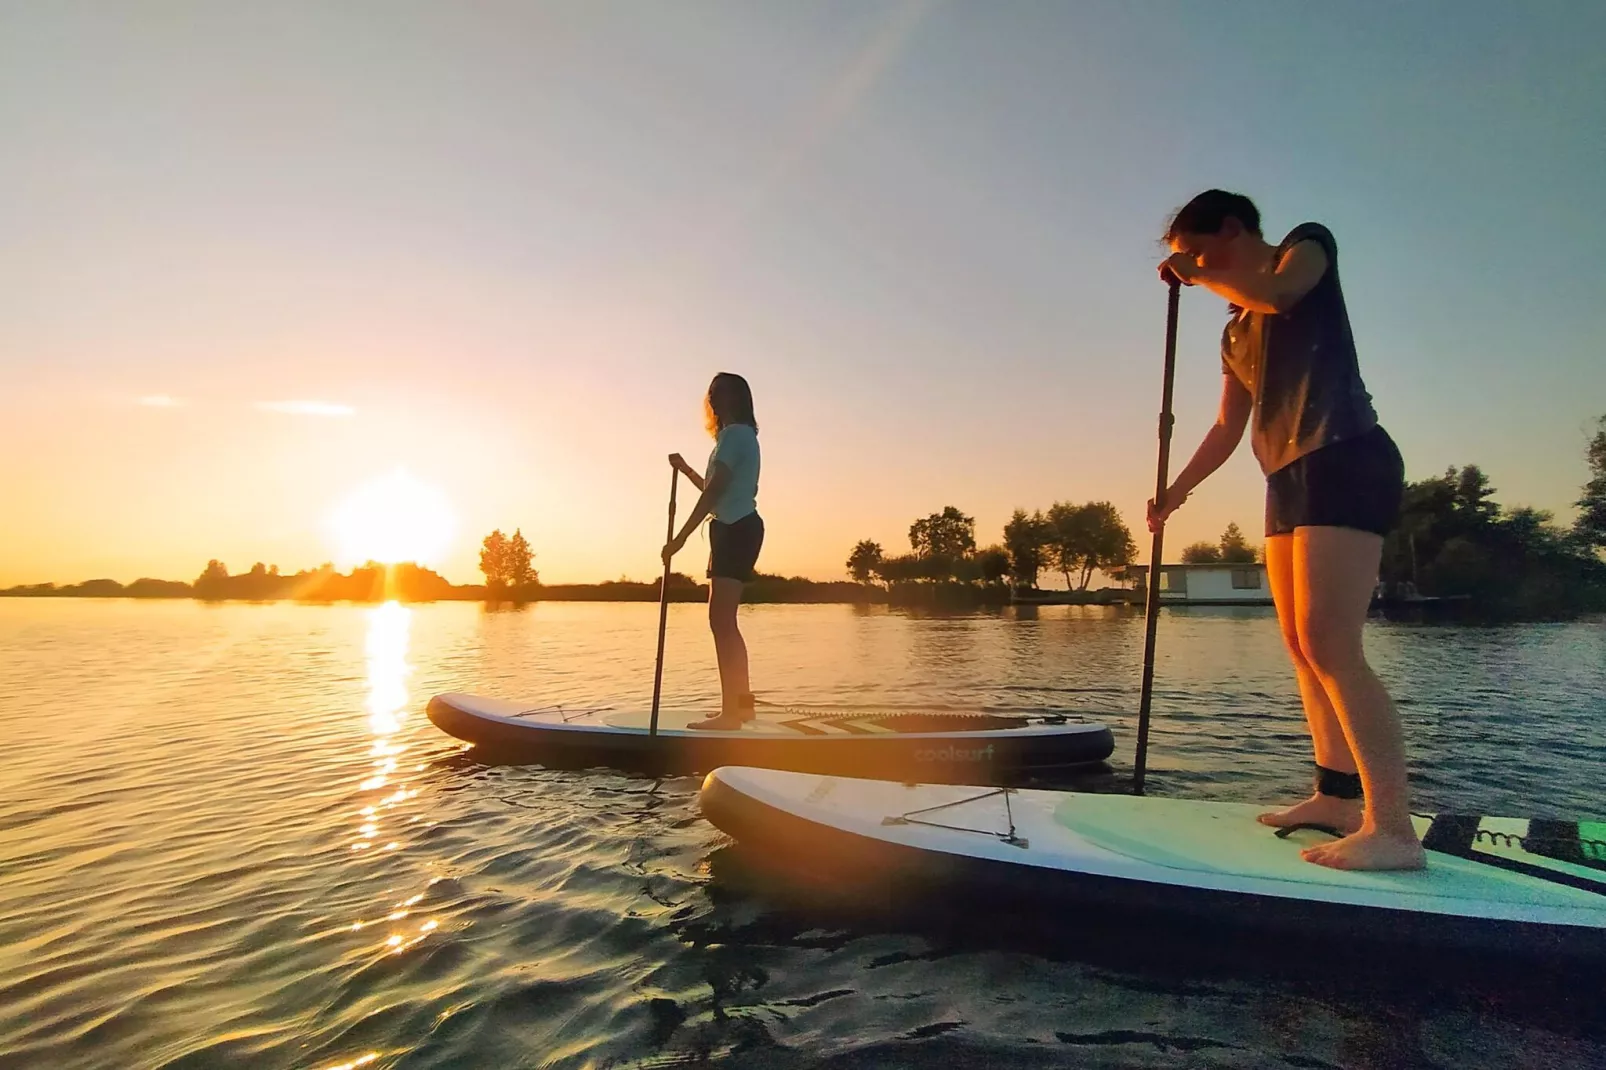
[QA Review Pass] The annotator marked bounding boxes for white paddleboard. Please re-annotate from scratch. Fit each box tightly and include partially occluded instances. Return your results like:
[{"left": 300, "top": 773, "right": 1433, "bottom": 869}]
[{"left": 699, "top": 767, "right": 1606, "bottom": 961}]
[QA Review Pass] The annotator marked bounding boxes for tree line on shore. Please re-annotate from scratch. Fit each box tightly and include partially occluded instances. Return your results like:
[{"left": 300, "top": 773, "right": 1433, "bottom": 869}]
[
  {"left": 847, "top": 502, "right": 1144, "bottom": 593},
  {"left": 6, "top": 417, "right": 1603, "bottom": 619},
  {"left": 1377, "top": 437, "right": 1606, "bottom": 618},
  {"left": 0, "top": 560, "right": 464, "bottom": 603},
  {"left": 1179, "top": 523, "right": 1260, "bottom": 565},
  {"left": 835, "top": 415, "right": 1606, "bottom": 619}
]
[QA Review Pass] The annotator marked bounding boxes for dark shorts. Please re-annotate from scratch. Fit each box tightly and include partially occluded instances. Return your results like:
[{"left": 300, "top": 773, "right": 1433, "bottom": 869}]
[
  {"left": 1265, "top": 426, "right": 1404, "bottom": 538},
  {"left": 708, "top": 512, "right": 764, "bottom": 582}
]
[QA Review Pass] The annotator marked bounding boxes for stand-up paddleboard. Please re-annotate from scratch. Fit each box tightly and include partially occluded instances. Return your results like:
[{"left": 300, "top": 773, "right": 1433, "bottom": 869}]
[
  {"left": 427, "top": 693, "right": 1114, "bottom": 783},
  {"left": 699, "top": 767, "right": 1606, "bottom": 961}
]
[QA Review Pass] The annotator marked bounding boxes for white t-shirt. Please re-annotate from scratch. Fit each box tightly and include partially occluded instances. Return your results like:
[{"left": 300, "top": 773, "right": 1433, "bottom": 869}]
[{"left": 705, "top": 422, "right": 759, "bottom": 523}]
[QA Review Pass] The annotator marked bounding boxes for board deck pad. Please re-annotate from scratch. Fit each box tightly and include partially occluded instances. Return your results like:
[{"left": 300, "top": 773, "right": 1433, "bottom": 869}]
[
  {"left": 1419, "top": 813, "right": 1606, "bottom": 874},
  {"left": 426, "top": 693, "right": 1116, "bottom": 781},
  {"left": 773, "top": 712, "right": 1035, "bottom": 735},
  {"left": 436, "top": 694, "right": 1102, "bottom": 739},
  {"left": 1050, "top": 795, "right": 1605, "bottom": 909},
  {"left": 526, "top": 708, "right": 1058, "bottom": 737},
  {"left": 595, "top": 709, "right": 1049, "bottom": 736}
]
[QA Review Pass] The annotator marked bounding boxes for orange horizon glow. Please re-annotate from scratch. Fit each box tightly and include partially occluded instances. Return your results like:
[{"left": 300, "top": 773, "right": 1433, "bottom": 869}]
[{"left": 3, "top": 7, "right": 1600, "bottom": 593}]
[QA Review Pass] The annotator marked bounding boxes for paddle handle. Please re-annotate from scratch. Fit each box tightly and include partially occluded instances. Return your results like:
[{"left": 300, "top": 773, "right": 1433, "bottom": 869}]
[
  {"left": 1133, "top": 279, "right": 1181, "bottom": 795},
  {"left": 648, "top": 463, "right": 679, "bottom": 737}
]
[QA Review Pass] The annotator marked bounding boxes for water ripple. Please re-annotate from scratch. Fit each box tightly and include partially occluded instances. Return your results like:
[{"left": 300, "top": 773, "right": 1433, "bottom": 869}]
[{"left": 0, "top": 599, "right": 1601, "bottom": 1069}]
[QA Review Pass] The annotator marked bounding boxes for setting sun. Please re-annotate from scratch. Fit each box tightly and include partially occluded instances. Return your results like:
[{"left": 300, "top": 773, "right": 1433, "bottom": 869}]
[{"left": 328, "top": 469, "right": 457, "bottom": 568}]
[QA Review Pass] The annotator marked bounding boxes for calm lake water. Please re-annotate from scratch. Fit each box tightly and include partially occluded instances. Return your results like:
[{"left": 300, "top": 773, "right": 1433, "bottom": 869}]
[{"left": 1, "top": 599, "right": 1602, "bottom": 1069}]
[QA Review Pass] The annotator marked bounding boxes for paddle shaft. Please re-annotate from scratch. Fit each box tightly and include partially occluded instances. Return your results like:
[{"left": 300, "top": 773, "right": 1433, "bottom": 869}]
[
  {"left": 1133, "top": 279, "right": 1181, "bottom": 795},
  {"left": 648, "top": 465, "right": 679, "bottom": 737}
]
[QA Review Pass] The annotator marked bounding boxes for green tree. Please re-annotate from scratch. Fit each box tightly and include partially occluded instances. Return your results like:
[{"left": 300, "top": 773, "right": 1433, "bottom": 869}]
[
  {"left": 1497, "top": 507, "right": 1567, "bottom": 554},
  {"left": 950, "top": 555, "right": 983, "bottom": 584},
  {"left": 1383, "top": 465, "right": 1501, "bottom": 590},
  {"left": 1045, "top": 501, "right": 1089, "bottom": 589},
  {"left": 1424, "top": 535, "right": 1493, "bottom": 597},
  {"left": 847, "top": 539, "right": 884, "bottom": 584},
  {"left": 349, "top": 562, "right": 388, "bottom": 602},
  {"left": 909, "top": 506, "right": 977, "bottom": 561},
  {"left": 1002, "top": 509, "right": 1051, "bottom": 589},
  {"left": 874, "top": 553, "right": 922, "bottom": 585},
  {"left": 1078, "top": 501, "right": 1137, "bottom": 588},
  {"left": 977, "top": 545, "right": 1011, "bottom": 586},
  {"left": 391, "top": 562, "right": 455, "bottom": 601},
  {"left": 506, "top": 529, "right": 538, "bottom": 589},
  {"left": 1181, "top": 541, "right": 1222, "bottom": 563},
  {"left": 480, "top": 529, "right": 510, "bottom": 589},
  {"left": 1372, "top": 453, "right": 1606, "bottom": 617},
  {"left": 1219, "top": 522, "right": 1257, "bottom": 563},
  {"left": 194, "top": 559, "right": 229, "bottom": 600},
  {"left": 1046, "top": 501, "right": 1136, "bottom": 589},
  {"left": 1575, "top": 415, "right": 1606, "bottom": 552},
  {"left": 1453, "top": 465, "right": 1500, "bottom": 526},
  {"left": 1383, "top": 471, "right": 1457, "bottom": 588},
  {"left": 908, "top": 506, "right": 976, "bottom": 582}
]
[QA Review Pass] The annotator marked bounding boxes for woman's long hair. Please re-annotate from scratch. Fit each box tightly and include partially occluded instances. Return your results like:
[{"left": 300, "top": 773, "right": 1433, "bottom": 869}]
[{"left": 703, "top": 372, "right": 758, "bottom": 437}]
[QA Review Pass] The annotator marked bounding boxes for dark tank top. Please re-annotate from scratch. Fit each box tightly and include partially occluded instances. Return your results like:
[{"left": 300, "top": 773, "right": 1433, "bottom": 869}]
[{"left": 1220, "top": 222, "right": 1378, "bottom": 475}]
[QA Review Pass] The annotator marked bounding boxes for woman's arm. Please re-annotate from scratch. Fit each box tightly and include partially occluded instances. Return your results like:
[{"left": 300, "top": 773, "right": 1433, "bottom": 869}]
[
  {"left": 1169, "top": 240, "right": 1328, "bottom": 315},
  {"left": 1149, "top": 373, "right": 1252, "bottom": 527},
  {"left": 669, "top": 453, "right": 706, "bottom": 492},
  {"left": 665, "top": 462, "right": 731, "bottom": 558}
]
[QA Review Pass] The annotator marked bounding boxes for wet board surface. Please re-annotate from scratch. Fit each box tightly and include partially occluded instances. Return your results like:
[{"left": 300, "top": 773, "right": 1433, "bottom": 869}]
[{"left": 699, "top": 767, "right": 1606, "bottom": 959}]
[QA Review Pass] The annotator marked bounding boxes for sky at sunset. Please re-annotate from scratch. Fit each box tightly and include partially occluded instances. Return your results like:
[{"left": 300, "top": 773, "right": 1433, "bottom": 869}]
[{"left": 3, "top": 1, "right": 1603, "bottom": 587}]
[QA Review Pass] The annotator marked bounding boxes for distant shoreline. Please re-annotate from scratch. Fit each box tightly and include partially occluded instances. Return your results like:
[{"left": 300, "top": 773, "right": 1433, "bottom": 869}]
[
  {"left": 0, "top": 591, "right": 828, "bottom": 604},
  {"left": 1, "top": 578, "right": 943, "bottom": 607},
  {"left": 0, "top": 577, "right": 1081, "bottom": 608},
  {"left": 0, "top": 583, "right": 847, "bottom": 605}
]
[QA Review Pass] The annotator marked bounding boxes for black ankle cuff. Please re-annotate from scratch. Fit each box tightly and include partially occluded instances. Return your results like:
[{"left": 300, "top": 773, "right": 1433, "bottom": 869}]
[{"left": 1314, "top": 765, "right": 1363, "bottom": 799}]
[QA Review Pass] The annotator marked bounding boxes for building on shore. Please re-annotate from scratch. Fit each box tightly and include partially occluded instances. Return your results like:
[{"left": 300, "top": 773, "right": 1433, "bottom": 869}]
[{"left": 1116, "top": 562, "right": 1273, "bottom": 606}]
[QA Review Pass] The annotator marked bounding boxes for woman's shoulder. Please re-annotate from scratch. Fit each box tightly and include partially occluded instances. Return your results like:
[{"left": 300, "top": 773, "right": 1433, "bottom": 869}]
[
  {"left": 1281, "top": 221, "right": 1337, "bottom": 256},
  {"left": 717, "top": 422, "right": 759, "bottom": 450}
]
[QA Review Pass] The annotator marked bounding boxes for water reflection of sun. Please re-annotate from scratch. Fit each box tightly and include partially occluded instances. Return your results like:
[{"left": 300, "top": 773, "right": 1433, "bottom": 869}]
[
  {"left": 321, "top": 1054, "right": 379, "bottom": 1070},
  {"left": 328, "top": 468, "right": 457, "bottom": 568},
  {"left": 347, "top": 601, "right": 439, "bottom": 960},
  {"left": 364, "top": 600, "right": 411, "bottom": 740}
]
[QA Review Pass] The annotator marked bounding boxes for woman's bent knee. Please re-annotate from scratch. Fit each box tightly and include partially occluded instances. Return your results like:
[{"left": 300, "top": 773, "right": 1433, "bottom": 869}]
[{"left": 1298, "top": 621, "right": 1366, "bottom": 679}]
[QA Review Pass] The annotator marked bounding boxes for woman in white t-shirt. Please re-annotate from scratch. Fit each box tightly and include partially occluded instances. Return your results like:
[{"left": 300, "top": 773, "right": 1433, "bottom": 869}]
[{"left": 663, "top": 372, "right": 763, "bottom": 730}]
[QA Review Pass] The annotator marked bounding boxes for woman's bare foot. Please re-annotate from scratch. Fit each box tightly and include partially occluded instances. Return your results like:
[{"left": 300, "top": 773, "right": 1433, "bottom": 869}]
[
  {"left": 1300, "top": 828, "right": 1426, "bottom": 871},
  {"left": 1257, "top": 793, "right": 1363, "bottom": 836}
]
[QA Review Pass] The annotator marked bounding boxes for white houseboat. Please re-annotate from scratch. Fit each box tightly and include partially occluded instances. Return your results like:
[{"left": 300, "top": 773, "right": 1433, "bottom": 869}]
[{"left": 1118, "top": 562, "right": 1273, "bottom": 606}]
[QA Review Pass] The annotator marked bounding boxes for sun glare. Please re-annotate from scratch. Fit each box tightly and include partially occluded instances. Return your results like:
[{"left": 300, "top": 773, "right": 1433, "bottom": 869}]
[{"left": 329, "top": 469, "right": 457, "bottom": 568}]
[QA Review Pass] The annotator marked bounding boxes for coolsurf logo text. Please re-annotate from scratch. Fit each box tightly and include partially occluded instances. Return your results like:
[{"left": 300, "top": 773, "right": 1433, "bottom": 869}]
[{"left": 914, "top": 744, "right": 995, "bottom": 763}]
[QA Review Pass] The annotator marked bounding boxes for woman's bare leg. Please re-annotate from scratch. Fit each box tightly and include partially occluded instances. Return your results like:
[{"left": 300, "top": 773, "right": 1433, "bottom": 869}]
[
  {"left": 1290, "top": 526, "right": 1423, "bottom": 870},
  {"left": 709, "top": 578, "right": 749, "bottom": 710},
  {"left": 1257, "top": 534, "right": 1364, "bottom": 836},
  {"left": 687, "top": 578, "right": 751, "bottom": 730}
]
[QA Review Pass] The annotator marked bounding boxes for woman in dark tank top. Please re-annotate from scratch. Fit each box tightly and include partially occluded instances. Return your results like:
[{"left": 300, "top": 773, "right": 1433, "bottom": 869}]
[{"left": 1148, "top": 190, "right": 1421, "bottom": 872}]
